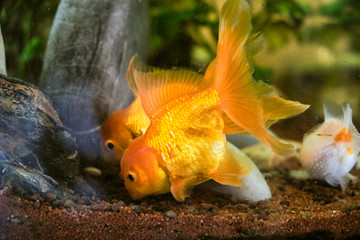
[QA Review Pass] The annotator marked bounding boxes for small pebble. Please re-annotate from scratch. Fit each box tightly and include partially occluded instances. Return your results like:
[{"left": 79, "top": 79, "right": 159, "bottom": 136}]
[
  {"left": 77, "top": 196, "right": 90, "bottom": 205},
  {"left": 91, "top": 202, "right": 110, "bottom": 211},
  {"left": 63, "top": 199, "right": 76, "bottom": 209},
  {"left": 45, "top": 193, "right": 57, "bottom": 202},
  {"left": 83, "top": 167, "right": 102, "bottom": 176},
  {"left": 257, "top": 211, "right": 268, "bottom": 220},
  {"left": 133, "top": 205, "right": 142, "bottom": 215},
  {"left": 245, "top": 212, "right": 255, "bottom": 221},
  {"left": 300, "top": 211, "right": 312, "bottom": 217},
  {"left": 51, "top": 200, "right": 61, "bottom": 207},
  {"left": 10, "top": 218, "right": 22, "bottom": 224},
  {"left": 166, "top": 210, "right": 177, "bottom": 219},
  {"left": 341, "top": 204, "right": 360, "bottom": 216},
  {"left": 280, "top": 201, "right": 290, "bottom": 206},
  {"left": 0, "top": 187, "right": 11, "bottom": 196},
  {"left": 111, "top": 201, "right": 125, "bottom": 212},
  {"left": 81, "top": 205, "right": 91, "bottom": 211},
  {"left": 30, "top": 194, "right": 44, "bottom": 202},
  {"left": 249, "top": 203, "right": 257, "bottom": 209},
  {"left": 33, "top": 200, "right": 41, "bottom": 209}
]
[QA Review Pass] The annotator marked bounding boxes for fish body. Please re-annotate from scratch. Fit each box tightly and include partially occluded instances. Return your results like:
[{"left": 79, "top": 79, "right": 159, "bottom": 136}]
[
  {"left": 145, "top": 89, "right": 224, "bottom": 178},
  {"left": 300, "top": 103, "right": 360, "bottom": 190},
  {"left": 120, "top": 0, "right": 309, "bottom": 201}
]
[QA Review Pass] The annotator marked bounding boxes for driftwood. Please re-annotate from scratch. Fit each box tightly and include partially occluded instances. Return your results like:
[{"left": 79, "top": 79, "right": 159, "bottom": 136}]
[
  {"left": 0, "top": 74, "right": 94, "bottom": 199},
  {"left": 39, "top": 0, "right": 149, "bottom": 162},
  {"left": 0, "top": 26, "right": 5, "bottom": 75}
]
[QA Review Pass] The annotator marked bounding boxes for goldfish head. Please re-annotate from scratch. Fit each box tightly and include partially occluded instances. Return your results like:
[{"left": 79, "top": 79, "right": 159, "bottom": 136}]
[
  {"left": 120, "top": 136, "right": 170, "bottom": 200},
  {"left": 100, "top": 110, "right": 134, "bottom": 165}
]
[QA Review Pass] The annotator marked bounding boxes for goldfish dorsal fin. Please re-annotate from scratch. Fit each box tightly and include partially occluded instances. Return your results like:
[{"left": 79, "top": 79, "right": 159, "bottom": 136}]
[
  {"left": 211, "top": 141, "right": 252, "bottom": 186},
  {"left": 323, "top": 101, "right": 343, "bottom": 122},
  {"left": 341, "top": 103, "right": 353, "bottom": 128},
  {"left": 133, "top": 68, "right": 211, "bottom": 118},
  {"left": 170, "top": 175, "right": 202, "bottom": 202},
  {"left": 127, "top": 54, "right": 160, "bottom": 97}
]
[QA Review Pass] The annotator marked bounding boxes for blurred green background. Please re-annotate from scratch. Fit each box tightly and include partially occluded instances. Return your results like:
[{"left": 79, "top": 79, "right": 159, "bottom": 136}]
[{"left": 1, "top": 0, "right": 360, "bottom": 135}]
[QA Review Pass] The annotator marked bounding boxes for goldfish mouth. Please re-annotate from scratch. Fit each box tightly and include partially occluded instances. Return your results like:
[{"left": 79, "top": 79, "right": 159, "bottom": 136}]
[{"left": 128, "top": 190, "right": 146, "bottom": 200}]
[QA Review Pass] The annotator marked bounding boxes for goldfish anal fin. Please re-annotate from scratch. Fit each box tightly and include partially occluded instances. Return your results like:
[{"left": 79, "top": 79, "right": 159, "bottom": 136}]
[
  {"left": 134, "top": 68, "right": 211, "bottom": 118},
  {"left": 211, "top": 142, "right": 252, "bottom": 187},
  {"left": 262, "top": 96, "right": 310, "bottom": 120},
  {"left": 170, "top": 175, "right": 201, "bottom": 202}
]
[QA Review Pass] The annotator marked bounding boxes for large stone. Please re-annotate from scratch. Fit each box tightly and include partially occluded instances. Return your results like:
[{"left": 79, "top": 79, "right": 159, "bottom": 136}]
[
  {"left": 39, "top": 0, "right": 149, "bottom": 162},
  {"left": 0, "top": 74, "right": 93, "bottom": 199}
]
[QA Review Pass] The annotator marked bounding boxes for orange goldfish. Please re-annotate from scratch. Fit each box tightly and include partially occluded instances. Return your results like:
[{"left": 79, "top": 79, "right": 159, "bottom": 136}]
[
  {"left": 119, "top": 0, "right": 309, "bottom": 201},
  {"left": 100, "top": 97, "right": 149, "bottom": 164}
]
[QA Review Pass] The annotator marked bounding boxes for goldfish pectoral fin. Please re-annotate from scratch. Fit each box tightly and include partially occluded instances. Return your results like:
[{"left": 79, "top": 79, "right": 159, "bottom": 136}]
[
  {"left": 262, "top": 96, "right": 310, "bottom": 120},
  {"left": 170, "top": 175, "right": 200, "bottom": 202},
  {"left": 211, "top": 144, "right": 252, "bottom": 187}
]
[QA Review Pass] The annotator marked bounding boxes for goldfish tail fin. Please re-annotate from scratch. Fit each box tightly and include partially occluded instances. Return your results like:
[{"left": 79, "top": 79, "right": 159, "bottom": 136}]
[
  {"left": 204, "top": 59, "right": 216, "bottom": 83},
  {"left": 212, "top": 0, "right": 301, "bottom": 155},
  {"left": 211, "top": 141, "right": 252, "bottom": 187},
  {"left": 262, "top": 96, "right": 310, "bottom": 120}
]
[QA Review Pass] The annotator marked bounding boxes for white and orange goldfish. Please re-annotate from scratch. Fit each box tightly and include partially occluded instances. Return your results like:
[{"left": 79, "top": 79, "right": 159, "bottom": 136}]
[
  {"left": 119, "top": 0, "right": 308, "bottom": 201},
  {"left": 300, "top": 102, "right": 360, "bottom": 190}
]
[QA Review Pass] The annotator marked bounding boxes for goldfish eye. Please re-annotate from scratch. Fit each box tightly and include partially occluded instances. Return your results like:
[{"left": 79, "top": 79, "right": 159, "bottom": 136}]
[
  {"left": 127, "top": 173, "right": 135, "bottom": 182},
  {"left": 105, "top": 140, "right": 115, "bottom": 151}
]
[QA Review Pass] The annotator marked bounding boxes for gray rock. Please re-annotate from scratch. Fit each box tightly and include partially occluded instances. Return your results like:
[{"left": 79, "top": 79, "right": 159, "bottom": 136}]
[
  {"left": 0, "top": 74, "right": 94, "bottom": 199},
  {"left": 166, "top": 210, "right": 177, "bottom": 219},
  {"left": 39, "top": 0, "right": 149, "bottom": 162}
]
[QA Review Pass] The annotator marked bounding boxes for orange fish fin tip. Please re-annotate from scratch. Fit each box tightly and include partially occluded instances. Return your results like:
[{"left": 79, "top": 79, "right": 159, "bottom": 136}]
[
  {"left": 134, "top": 68, "right": 211, "bottom": 118},
  {"left": 211, "top": 145, "right": 252, "bottom": 187},
  {"left": 170, "top": 175, "right": 199, "bottom": 202},
  {"left": 262, "top": 96, "right": 310, "bottom": 120},
  {"left": 267, "top": 136, "right": 295, "bottom": 155}
]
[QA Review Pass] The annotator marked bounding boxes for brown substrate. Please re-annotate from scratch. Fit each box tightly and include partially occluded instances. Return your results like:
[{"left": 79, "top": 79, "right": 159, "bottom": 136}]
[{"left": 1, "top": 156, "right": 360, "bottom": 240}]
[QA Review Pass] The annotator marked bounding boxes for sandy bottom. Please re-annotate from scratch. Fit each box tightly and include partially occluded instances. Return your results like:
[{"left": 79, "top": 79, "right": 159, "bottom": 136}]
[{"left": 1, "top": 152, "right": 360, "bottom": 240}]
